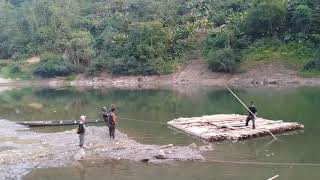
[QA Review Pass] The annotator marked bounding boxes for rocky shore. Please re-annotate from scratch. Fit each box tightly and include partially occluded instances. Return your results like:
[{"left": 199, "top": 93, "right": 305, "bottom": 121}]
[
  {"left": 42, "top": 61, "right": 320, "bottom": 89},
  {"left": 0, "top": 119, "right": 206, "bottom": 180}
]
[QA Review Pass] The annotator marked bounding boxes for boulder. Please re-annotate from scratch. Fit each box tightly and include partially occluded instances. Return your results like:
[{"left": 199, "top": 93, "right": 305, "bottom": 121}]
[
  {"left": 155, "top": 149, "right": 166, "bottom": 159},
  {"left": 188, "top": 143, "right": 197, "bottom": 149},
  {"left": 160, "top": 144, "right": 173, "bottom": 149},
  {"left": 74, "top": 148, "right": 86, "bottom": 160}
]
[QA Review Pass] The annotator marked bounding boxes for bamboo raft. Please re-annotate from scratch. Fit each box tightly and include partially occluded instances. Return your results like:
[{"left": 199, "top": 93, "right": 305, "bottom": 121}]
[
  {"left": 18, "top": 119, "right": 102, "bottom": 127},
  {"left": 167, "top": 114, "right": 304, "bottom": 142}
]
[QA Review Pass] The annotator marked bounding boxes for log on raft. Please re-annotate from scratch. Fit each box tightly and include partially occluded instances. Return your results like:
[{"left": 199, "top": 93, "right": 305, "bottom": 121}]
[
  {"left": 18, "top": 119, "right": 103, "bottom": 127},
  {"left": 167, "top": 114, "right": 304, "bottom": 142}
]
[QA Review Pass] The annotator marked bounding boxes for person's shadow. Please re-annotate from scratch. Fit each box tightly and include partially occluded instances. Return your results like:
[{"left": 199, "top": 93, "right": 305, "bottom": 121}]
[{"left": 76, "top": 161, "right": 86, "bottom": 180}]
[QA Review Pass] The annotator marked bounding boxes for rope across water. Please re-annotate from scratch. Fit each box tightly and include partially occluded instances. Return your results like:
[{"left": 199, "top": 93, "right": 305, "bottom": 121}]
[{"left": 93, "top": 117, "right": 320, "bottom": 167}]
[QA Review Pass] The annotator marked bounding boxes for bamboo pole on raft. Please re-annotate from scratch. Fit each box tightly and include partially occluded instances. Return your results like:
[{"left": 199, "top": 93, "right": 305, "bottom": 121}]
[{"left": 225, "top": 86, "right": 279, "bottom": 141}]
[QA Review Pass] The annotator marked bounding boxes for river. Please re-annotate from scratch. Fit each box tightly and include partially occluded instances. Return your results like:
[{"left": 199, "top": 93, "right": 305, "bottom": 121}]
[{"left": 0, "top": 86, "right": 319, "bottom": 180}]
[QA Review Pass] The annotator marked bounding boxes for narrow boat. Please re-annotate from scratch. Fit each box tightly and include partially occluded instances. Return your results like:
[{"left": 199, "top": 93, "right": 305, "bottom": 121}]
[{"left": 18, "top": 119, "right": 102, "bottom": 127}]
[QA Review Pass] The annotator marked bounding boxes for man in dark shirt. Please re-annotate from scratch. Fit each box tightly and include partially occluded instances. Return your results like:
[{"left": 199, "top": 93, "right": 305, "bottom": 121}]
[{"left": 245, "top": 102, "right": 257, "bottom": 129}]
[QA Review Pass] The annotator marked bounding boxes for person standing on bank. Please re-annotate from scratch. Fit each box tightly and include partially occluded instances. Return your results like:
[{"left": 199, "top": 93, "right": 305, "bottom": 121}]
[
  {"left": 109, "top": 105, "right": 116, "bottom": 139},
  {"left": 245, "top": 102, "right": 257, "bottom": 129},
  {"left": 77, "top": 115, "right": 86, "bottom": 148}
]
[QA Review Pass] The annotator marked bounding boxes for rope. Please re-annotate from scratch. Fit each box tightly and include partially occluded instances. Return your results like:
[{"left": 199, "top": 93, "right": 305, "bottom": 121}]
[
  {"left": 87, "top": 117, "right": 167, "bottom": 125},
  {"left": 118, "top": 117, "right": 168, "bottom": 125},
  {"left": 205, "top": 158, "right": 320, "bottom": 166},
  {"left": 91, "top": 116, "right": 318, "bottom": 168}
]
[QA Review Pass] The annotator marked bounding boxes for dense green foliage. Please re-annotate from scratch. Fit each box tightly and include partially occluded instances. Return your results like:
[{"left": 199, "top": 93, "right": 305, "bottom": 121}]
[
  {"left": 8, "top": 64, "right": 21, "bottom": 74},
  {"left": 0, "top": 0, "right": 205, "bottom": 76},
  {"left": 304, "top": 56, "right": 320, "bottom": 71},
  {"left": 0, "top": 0, "right": 319, "bottom": 76},
  {"left": 207, "top": 48, "right": 239, "bottom": 72},
  {"left": 202, "top": 0, "right": 320, "bottom": 72},
  {"left": 33, "top": 53, "right": 72, "bottom": 77}
]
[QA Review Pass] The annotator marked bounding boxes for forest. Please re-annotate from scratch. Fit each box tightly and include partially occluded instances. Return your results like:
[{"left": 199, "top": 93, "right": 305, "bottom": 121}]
[{"left": 0, "top": 0, "right": 319, "bottom": 77}]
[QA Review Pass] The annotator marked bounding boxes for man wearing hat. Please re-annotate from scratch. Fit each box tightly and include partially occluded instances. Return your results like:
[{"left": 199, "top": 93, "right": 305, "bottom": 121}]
[{"left": 77, "top": 115, "right": 86, "bottom": 148}]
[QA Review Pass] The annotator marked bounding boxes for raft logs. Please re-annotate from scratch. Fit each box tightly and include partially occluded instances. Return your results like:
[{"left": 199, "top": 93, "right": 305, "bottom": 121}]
[{"left": 167, "top": 114, "right": 304, "bottom": 142}]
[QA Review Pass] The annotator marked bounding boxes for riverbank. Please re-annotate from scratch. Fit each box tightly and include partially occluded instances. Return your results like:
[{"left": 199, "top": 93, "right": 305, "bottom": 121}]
[
  {"left": 1, "top": 60, "right": 320, "bottom": 89},
  {"left": 0, "top": 119, "right": 205, "bottom": 179},
  {"left": 46, "top": 60, "right": 320, "bottom": 88}
]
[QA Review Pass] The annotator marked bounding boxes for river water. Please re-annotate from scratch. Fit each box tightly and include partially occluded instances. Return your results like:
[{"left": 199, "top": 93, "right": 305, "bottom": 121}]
[{"left": 0, "top": 86, "right": 319, "bottom": 180}]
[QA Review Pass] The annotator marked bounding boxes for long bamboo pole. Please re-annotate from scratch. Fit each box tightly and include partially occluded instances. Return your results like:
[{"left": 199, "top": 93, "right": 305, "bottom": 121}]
[{"left": 226, "top": 86, "right": 256, "bottom": 117}]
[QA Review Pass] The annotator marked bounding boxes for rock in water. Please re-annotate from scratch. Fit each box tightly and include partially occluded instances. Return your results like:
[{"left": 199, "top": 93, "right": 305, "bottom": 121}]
[
  {"left": 155, "top": 149, "right": 166, "bottom": 159},
  {"left": 188, "top": 143, "right": 198, "bottom": 149},
  {"left": 199, "top": 144, "right": 214, "bottom": 152},
  {"left": 160, "top": 144, "right": 173, "bottom": 149},
  {"left": 74, "top": 148, "right": 86, "bottom": 160}
]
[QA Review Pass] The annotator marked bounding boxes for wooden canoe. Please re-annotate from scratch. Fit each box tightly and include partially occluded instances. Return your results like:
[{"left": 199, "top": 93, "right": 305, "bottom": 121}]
[{"left": 18, "top": 119, "right": 103, "bottom": 127}]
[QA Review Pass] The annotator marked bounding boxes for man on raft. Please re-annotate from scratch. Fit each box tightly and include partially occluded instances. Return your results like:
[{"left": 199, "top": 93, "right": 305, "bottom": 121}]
[{"left": 245, "top": 101, "right": 257, "bottom": 129}]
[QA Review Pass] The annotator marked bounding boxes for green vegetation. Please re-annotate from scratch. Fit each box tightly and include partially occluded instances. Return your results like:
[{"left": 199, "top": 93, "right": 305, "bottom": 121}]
[
  {"left": 303, "top": 55, "right": 320, "bottom": 72},
  {"left": 33, "top": 53, "right": 72, "bottom": 77},
  {"left": 0, "top": 0, "right": 319, "bottom": 77},
  {"left": 0, "top": 0, "right": 204, "bottom": 77},
  {"left": 0, "top": 61, "right": 32, "bottom": 80},
  {"left": 202, "top": 0, "right": 320, "bottom": 73},
  {"left": 207, "top": 48, "right": 239, "bottom": 72}
]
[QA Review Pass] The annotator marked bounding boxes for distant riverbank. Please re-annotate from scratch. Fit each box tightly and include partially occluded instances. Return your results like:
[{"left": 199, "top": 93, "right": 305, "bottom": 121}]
[
  {"left": 2, "top": 60, "right": 320, "bottom": 89},
  {"left": 42, "top": 60, "right": 320, "bottom": 88}
]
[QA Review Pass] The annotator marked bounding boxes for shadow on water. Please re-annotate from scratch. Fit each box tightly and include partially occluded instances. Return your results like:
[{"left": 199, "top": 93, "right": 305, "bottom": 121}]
[{"left": 0, "top": 86, "right": 320, "bottom": 179}]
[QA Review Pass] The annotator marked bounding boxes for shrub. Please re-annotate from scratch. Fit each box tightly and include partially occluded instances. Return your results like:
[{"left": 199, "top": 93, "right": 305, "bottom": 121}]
[
  {"left": 33, "top": 53, "right": 71, "bottom": 77},
  {"left": 107, "top": 57, "right": 143, "bottom": 75},
  {"left": 207, "top": 48, "right": 239, "bottom": 72},
  {"left": 303, "top": 56, "right": 320, "bottom": 71},
  {"left": 86, "top": 56, "right": 110, "bottom": 75},
  {"left": 8, "top": 64, "right": 21, "bottom": 73}
]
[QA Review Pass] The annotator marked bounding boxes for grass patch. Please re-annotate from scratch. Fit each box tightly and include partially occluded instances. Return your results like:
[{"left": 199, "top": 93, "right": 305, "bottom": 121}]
[
  {"left": 66, "top": 74, "right": 76, "bottom": 81},
  {"left": 241, "top": 39, "right": 316, "bottom": 70},
  {"left": 0, "top": 61, "right": 34, "bottom": 80},
  {"left": 298, "top": 71, "right": 320, "bottom": 77}
]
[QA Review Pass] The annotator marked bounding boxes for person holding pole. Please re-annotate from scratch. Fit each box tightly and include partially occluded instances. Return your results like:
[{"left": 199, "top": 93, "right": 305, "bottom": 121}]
[
  {"left": 226, "top": 86, "right": 278, "bottom": 140},
  {"left": 245, "top": 101, "right": 257, "bottom": 129}
]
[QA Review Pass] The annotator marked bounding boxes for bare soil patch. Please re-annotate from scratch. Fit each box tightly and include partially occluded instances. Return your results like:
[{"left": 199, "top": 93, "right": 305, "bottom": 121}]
[
  {"left": 3, "top": 59, "right": 320, "bottom": 88},
  {"left": 25, "top": 56, "right": 40, "bottom": 64},
  {"left": 69, "top": 60, "right": 320, "bottom": 88}
]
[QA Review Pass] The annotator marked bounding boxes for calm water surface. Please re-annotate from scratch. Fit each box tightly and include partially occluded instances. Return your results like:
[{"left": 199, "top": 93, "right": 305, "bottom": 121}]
[{"left": 0, "top": 86, "right": 319, "bottom": 179}]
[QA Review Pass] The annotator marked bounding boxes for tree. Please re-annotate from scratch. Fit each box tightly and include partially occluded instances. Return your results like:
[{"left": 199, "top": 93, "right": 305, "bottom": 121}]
[
  {"left": 207, "top": 48, "right": 239, "bottom": 72},
  {"left": 244, "top": 0, "right": 286, "bottom": 38},
  {"left": 290, "top": 5, "right": 312, "bottom": 35},
  {"left": 33, "top": 53, "right": 72, "bottom": 77},
  {"left": 106, "top": 21, "right": 173, "bottom": 75},
  {"left": 65, "top": 30, "right": 94, "bottom": 70}
]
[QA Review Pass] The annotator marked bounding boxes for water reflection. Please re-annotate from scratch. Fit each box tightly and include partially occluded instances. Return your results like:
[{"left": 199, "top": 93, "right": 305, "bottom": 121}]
[
  {"left": 1, "top": 86, "right": 320, "bottom": 179},
  {"left": 24, "top": 160, "right": 320, "bottom": 180}
]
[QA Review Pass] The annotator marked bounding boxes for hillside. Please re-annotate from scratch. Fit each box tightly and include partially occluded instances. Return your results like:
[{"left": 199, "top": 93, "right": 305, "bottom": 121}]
[{"left": 0, "top": 0, "right": 319, "bottom": 79}]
